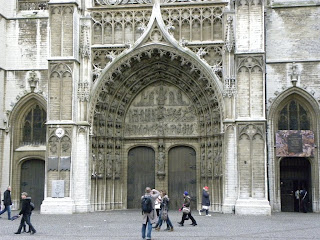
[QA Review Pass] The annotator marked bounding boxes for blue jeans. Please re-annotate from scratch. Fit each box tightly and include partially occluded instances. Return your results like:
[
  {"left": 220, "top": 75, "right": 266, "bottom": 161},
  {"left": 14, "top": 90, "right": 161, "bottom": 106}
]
[
  {"left": 141, "top": 217, "right": 152, "bottom": 239},
  {"left": 157, "top": 210, "right": 173, "bottom": 229},
  {"left": 0, "top": 205, "right": 11, "bottom": 220}
]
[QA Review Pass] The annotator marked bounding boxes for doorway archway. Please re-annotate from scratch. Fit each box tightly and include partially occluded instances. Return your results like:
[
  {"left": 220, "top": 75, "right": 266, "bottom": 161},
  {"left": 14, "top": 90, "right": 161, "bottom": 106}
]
[{"left": 280, "top": 157, "right": 311, "bottom": 212}]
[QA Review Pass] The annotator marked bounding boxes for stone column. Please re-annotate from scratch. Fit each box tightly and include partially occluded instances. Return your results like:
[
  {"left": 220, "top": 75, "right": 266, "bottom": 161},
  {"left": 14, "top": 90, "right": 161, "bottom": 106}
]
[
  {"left": 222, "top": 123, "right": 237, "bottom": 213},
  {"left": 41, "top": 0, "right": 81, "bottom": 214}
]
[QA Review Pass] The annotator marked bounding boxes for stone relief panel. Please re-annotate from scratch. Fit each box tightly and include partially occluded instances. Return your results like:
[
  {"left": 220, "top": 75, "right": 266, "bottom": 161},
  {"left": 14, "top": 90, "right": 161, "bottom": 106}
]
[
  {"left": 18, "top": 0, "right": 48, "bottom": 11},
  {"left": 49, "top": 63, "right": 73, "bottom": 120},
  {"left": 161, "top": 6, "right": 224, "bottom": 43},
  {"left": 236, "top": 0, "right": 263, "bottom": 52},
  {"left": 124, "top": 82, "right": 198, "bottom": 137},
  {"left": 238, "top": 123, "right": 266, "bottom": 199},
  {"left": 92, "top": 10, "right": 152, "bottom": 45},
  {"left": 237, "top": 56, "right": 264, "bottom": 118},
  {"left": 47, "top": 127, "right": 72, "bottom": 171},
  {"left": 50, "top": 5, "right": 74, "bottom": 57}
]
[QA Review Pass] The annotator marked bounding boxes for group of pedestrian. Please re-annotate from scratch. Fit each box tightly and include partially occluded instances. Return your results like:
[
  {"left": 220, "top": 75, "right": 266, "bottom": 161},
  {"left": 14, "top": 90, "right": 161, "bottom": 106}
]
[
  {"left": 0, "top": 186, "right": 36, "bottom": 235},
  {"left": 141, "top": 186, "right": 211, "bottom": 240}
]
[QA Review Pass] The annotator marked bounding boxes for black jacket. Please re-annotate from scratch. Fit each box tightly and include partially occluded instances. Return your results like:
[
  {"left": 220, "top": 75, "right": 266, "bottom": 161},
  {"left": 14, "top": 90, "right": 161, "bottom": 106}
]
[
  {"left": 19, "top": 197, "right": 32, "bottom": 215},
  {"left": 3, "top": 189, "right": 12, "bottom": 206}
]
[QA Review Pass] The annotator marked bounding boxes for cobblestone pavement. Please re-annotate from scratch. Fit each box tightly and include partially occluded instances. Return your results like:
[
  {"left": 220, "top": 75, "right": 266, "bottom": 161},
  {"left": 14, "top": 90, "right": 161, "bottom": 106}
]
[{"left": 1, "top": 210, "right": 320, "bottom": 240}]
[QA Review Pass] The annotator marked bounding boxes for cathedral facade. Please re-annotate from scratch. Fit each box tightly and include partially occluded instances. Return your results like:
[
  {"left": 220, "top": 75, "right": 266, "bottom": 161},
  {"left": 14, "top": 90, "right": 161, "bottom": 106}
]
[{"left": 0, "top": 0, "right": 319, "bottom": 215}]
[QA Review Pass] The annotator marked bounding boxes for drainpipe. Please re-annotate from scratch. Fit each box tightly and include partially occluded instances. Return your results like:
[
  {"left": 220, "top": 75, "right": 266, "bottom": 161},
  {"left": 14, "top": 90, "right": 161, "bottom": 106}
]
[{"left": 264, "top": 4, "right": 270, "bottom": 204}]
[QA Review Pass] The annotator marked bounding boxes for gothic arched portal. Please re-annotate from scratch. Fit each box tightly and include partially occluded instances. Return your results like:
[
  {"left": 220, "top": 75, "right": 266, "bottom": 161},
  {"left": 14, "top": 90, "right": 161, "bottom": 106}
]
[{"left": 90, "top": 46, "right": 223, "bottom": 211}]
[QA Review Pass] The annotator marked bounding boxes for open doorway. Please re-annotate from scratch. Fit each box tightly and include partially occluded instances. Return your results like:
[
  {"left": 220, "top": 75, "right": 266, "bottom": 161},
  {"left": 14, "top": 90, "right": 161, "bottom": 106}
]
[{"left": 280, "top": 157, "right": 311, "bottom": 212}]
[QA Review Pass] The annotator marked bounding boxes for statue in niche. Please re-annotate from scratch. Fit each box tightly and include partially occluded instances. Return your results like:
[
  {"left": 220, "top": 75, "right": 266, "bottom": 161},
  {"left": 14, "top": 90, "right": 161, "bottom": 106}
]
[
  {"left": 139, "top": 109, "right": 145, "bottom": 122},
  {"left": 145, "top": 108, "right": 151, "bottom": 122},
  {"left": 156, "top": 85, "right": 167, "bottom": 106},
  {"left": 207, "top": 149, "right": 213, "bottom": 177},
  {"left": 157, "top": 106, "right": 165, "bottom": 121},
  {"left": 99, "top": 125, "right": 105, "bottom": 136},
  {"left": 149, "top": 91, "right": 155, "bottom": 105},
  {"left": 137, "top": 91, "right": 148, "bottom": 106},
  {"left": 91, "top": 153, "right": 97, "bottom": 177},
  {"left": 177, "top": 90, "right": 186, "bottom": 105},
  {"left": 132, "top": 109, "right": 139, "bottom": 122},
  {"left": 201, "top": 148, "right": 206, "bottom": 177},
  {"left": 114, "top": 151, "right": 120, "bottom": 179},
  {"left": 98, "top": 150, "right": 104, "bottom": 176},
  {"left": 157, "top": 143, "right": 165, "bottom": 179},
  {"left": 106, "top": 151, "right": 112, "bottom": 179},
  {"left": 169, "top": 92, "right": 176, "bottom": 105},
  {"left": 214, "top": 151, "right": 222, "bottom": 177},
  {"left": 170, "top": 124, "right": 176, "bottom": 134},
  {"left": 49, "top": 137, "right": 58, "bottom": 155},
  {"left": 176, "top": 124, "right": 182, "bottom": 135}
]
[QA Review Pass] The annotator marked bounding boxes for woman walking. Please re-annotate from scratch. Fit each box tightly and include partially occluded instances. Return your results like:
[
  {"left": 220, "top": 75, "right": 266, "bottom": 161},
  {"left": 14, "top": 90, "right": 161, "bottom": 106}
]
[{"left": 155, "top": 191, "right": 174, "bottom": 231}]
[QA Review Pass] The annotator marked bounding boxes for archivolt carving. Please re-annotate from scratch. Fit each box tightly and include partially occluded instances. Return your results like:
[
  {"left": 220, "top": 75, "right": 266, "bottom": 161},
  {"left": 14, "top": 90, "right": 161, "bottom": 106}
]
[{"left": 91, "top": 47, "right": 223, "bottom": 181}]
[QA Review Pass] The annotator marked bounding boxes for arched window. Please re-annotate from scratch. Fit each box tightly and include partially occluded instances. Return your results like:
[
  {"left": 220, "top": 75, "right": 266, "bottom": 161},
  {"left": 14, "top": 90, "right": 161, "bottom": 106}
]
[
  {"left": 22, "top": 105, "right": 46, "bottom": 145},
  {"left": 278, "top": 100, "right": 310, "bottom": 130}
]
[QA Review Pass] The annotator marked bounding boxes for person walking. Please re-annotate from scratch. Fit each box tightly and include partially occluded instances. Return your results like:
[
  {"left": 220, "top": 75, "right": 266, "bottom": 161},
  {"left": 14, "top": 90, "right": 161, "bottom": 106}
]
[
  {"left": 178, "top": 191, "right": 197, "bottom": 227},
  {"left": 141, "top": 187, "right": 160, "bottom": 240},
  {"left": 155, "top": 190, "right": 174, "bottom": 232},
  {"left": 0, "top": 186, "right": 12, "bottom": 220},
  {"left": 199, "top": 186, "right": 211, "bottom": 216},
  {"left": 14, "top": 192, "right": 36, "bottom": 235},
  {"left": 300, "top": 188, "right": 308, "bottom": 213}
]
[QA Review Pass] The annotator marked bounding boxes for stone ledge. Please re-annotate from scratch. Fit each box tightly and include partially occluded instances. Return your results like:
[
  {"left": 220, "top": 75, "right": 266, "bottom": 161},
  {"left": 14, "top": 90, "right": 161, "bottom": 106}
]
[
  {"left": 235, "top": 199, "right": 271, "bottom": 216},
  {"left": 41, "top": 197, "right": 75, "bottom": 214}
]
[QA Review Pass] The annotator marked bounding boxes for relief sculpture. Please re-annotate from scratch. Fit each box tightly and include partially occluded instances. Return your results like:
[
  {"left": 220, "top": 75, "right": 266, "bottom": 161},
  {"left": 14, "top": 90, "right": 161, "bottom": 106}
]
[{"left": 125, "top": 82, "right": 198, "bottom": 137}]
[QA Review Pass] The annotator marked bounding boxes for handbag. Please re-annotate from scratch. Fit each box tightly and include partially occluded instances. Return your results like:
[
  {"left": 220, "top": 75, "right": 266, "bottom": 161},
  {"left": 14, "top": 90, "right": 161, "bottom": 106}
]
[{"left": 182, "top": 207, "right": 190, "bottom": 214}]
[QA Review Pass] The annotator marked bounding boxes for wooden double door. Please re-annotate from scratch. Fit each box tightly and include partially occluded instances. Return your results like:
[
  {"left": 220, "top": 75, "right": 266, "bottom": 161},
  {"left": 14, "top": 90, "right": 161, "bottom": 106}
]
[
  {"left": 127, "top": 146, "right": 196, "bottom": 210},
  {"left": 20, "top": 159, "right": 45, "bottom": 210}
]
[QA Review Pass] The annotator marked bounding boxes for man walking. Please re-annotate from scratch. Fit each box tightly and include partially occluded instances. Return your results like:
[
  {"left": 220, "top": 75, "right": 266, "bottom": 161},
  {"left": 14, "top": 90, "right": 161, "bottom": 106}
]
[
  {"left": 14, "top": 192, "right": 36, "bottom": 235},
  {"left": 199, "top": 186, "right": 211, "bottom": 216},
  {"left": 0, "top": 186, "right": 12, "bottom": 220},
  {"left": 141, "top": 187, "right": 160, "bottom": 240}
]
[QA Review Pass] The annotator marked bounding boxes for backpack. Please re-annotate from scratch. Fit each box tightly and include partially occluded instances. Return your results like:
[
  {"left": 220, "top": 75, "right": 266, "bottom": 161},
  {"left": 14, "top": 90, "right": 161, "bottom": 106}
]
[
  {"left": 161, "top": 208, "right": 168, "bottom": 221},
  {"left": 141, "top": 196, "right": 153, "bottom": 213},
  {"left": 30, "top": 202, "right": 35, "bottom": 211}
]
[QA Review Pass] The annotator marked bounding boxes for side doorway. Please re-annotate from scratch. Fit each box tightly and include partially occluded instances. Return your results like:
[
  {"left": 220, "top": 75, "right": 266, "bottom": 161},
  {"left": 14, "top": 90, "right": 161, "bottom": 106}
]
[
  {"left": 127, "top": 147, "right": 155, "bottom": 209},
  {"left": 280, "top": 157, "right": 311, "bottom": 212},
  {"left": 20, "top": 159, "right": 45, "bottom": 210},
  {"left": 168, "top": 146, "right": 197, "bottom": 210}
]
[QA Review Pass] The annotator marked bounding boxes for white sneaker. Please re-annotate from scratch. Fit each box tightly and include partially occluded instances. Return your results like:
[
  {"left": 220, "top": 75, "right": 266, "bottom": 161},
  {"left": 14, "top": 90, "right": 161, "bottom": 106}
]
[
  {"left": 198, "top": 210, "right": 201, "bottom": 216},
  {"left": 206, "top": 214, "right": 211, "bottom": 216}
]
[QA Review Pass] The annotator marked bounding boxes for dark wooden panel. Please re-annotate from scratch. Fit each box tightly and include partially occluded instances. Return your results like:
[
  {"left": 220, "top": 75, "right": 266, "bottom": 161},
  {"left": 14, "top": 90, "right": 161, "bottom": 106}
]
[
  {"left": 20, "top": 159, "right": 45, "bottom": 210},
  {"left": 127, "top": 147, "right": 155, "bottom": 209},
  {"left": 168, "top": 146, "right": 196, "bottom": 210}
]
